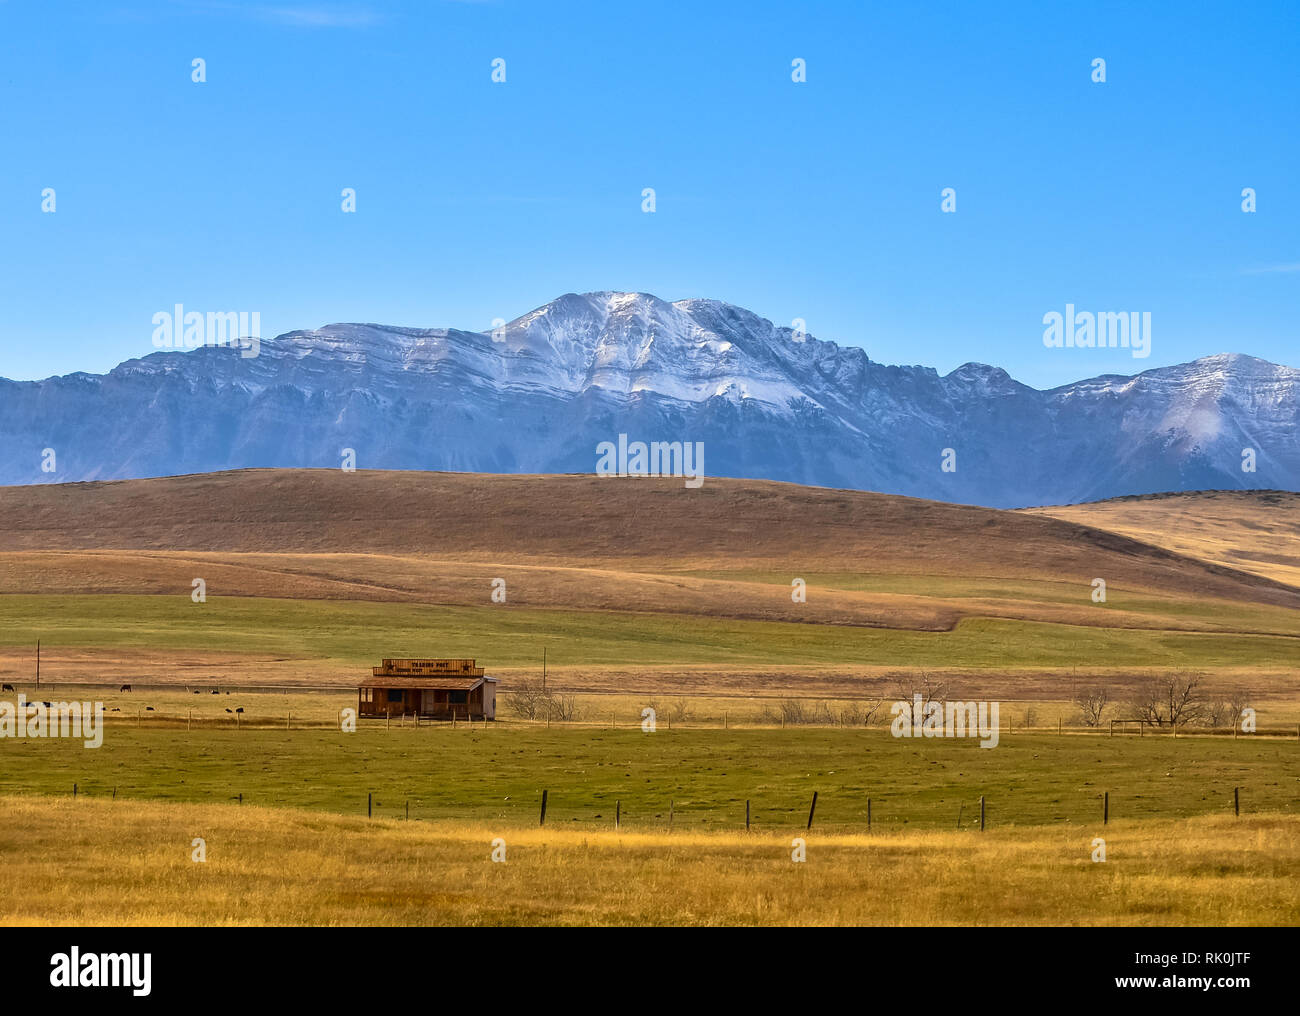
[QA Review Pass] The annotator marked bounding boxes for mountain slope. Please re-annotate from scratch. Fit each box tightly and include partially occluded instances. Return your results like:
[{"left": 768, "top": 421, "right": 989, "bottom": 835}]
[{"left": 2, "top": 292, "right": 1297, "bottom": 506}]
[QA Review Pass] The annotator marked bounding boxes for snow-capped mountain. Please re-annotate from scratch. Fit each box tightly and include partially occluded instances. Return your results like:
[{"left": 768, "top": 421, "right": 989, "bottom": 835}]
[{"left": 2, "top": 291, "right": 1297, "bottom": 507}]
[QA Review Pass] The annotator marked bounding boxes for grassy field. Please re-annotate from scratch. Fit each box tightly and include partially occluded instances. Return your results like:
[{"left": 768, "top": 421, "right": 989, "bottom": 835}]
[
  {"left": 4, "top": 594, "right": 1300, "bottom": 675},
  {"left": 2, "top": 795, "right": 1296, "bottom": 925},
  {"left": 2, "top": 725, "right": 1296, "bottom": 830},
  {"left": 2, "top": 473, "right": 1297, "bottom": 926}
]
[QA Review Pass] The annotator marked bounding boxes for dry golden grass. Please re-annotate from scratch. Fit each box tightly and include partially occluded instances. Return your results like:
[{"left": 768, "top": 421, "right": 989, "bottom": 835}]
[
  {"left": 2, "top": 795, "right": 1296, "bottom": 926},
  {"left": 1028, "top": 490, "right": 1300, "bottom": 589}
]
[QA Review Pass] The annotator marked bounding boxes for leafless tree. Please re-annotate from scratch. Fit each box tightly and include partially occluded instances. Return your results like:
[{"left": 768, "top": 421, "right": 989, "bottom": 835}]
[
  {"left": 503, "top": 679, "right": 545, "bottom": 719},
  {"left": 545, "top": 693, "right": 581, "bottom": 722},
  {"left": 1075, "top": 687, "right": 1110, "bottom": 727},
  {"left": 1203, "top": 696, "right": 1231, "bottom": 727},
  {"left": 1129, "top": 672, "right": 1204, "bottom": 727},
  {"left": 504, "top": 680, "right": 581, "bottom": 722},
  {"left": 891, "top": 671, "right": 948, "bottom": 713},
  {"left": 1228, "top": 689, "right": 1254, "bottom": 730}
]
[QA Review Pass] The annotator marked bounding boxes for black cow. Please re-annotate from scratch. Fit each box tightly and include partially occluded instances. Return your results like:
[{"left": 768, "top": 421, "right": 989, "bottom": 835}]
[
  {"left": 1, "top": 683, "right": 14, "bottom": 692},
  {"left": 120, "top": 684, "right": 132, "bottom": 692}
]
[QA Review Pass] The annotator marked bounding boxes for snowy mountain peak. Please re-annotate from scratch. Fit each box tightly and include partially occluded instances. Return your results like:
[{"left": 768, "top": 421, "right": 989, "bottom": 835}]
[{"left": 1, "top": 291, "right": 1297, "bottom": 506}]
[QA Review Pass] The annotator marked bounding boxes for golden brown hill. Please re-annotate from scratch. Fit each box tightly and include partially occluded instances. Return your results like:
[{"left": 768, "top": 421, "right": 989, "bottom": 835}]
[
  {"left": 0, "top": 470, "right": 1298, "bottom": 626},
  {"left": 1026, "top": 490, "right": 1300, "bottom": 591}
]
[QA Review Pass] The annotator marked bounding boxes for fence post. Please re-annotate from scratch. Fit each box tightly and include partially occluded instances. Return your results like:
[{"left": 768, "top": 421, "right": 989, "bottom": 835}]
[
  {"left": 368, "top": 792, "right": 372, "bottom": 819},
  {"left": 957, "top": 802, "right": 963, "bottom": 829},
  {"left": 867, "top": 797, "right": 872, "bottom": 831},
  {"left": 745, "top": 799, "right": 750, "bottom": 831},
  {"left": 73, "top": 783, "right": 77, "bottom": 799},
  {"left": 539, "top": 789, "right": 548, "bottom": 826},
  {"left": 980, "top": 795, "right": 985, "bottom": 831},
  {"left": 1234, "top": 787, "right": 1240, "bottom": 817},
  {"left": 807, "top": 791, "right": 818, "bottom": 831},
  {"left": 615, "top": 800, "right": 621, "bottom": 830}
]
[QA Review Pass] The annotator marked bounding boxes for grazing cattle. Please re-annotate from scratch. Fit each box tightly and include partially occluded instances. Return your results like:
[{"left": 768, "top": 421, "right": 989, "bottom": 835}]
[
  {"left": 192, "top": 689, "right": 201, "bottom": 694},
  {"left": 146, "top": 706, "right": 155, "bottom": 711},
  {"left": 225, "top": 708, "right": 233, "bottom": 713},
  {"left": 120, "top": 684, "right": 132, "bottom": 692},
  {"left": 211, "top": 689, "right": 219, "bottom": 695},
  {"left": 1, "top": 683, "right": 14, "bottom": 692},
  {"left": 110, "top": 707, "right": 120, "bottom": 712},
  {"left": 235, "top": 707, "right": 245, "bottom": 714}
]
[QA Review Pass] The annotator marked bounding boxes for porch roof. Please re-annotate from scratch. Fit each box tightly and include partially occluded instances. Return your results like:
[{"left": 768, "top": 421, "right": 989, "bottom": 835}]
[{"left": 360, "top": 676, "right": 486, "bottom": 691}]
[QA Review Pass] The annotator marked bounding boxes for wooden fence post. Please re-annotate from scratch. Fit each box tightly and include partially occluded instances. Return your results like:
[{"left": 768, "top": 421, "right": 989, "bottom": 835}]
[
  {"left": 957, "top": 802, "right": 963, "bottom": 829},
  {"left": 807, "top": 791, "right": 818, "bottom": 831},
  {"left": 73, "top": 783, "right": 77, "bottom": 799},
  {"left": 745, "top": 799, "right": 750, "bottom": 831},
  {"left": 539, "top": 789, "right": 548, "bottom": 826},
  {"left": 368, "top": 792, "right": 372, "bottom": 819},
  {"left": 1234, "top": 786, "right": 1240, "bottom": 817},
  {"left": 1104, "top": 791, "right": 1109, "bottom": 825},
  {"left": 615, "top": 800, "right": 621, "bottom": 830},
  {"left": 979, "top": 795, "right": 986, "bottom": 831},
  {"left": 867, "top": 797, "right": 872, "bottom": 830}
]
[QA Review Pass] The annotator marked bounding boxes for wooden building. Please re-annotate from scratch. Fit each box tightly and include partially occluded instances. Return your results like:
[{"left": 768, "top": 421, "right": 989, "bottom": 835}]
[{"left": 359, "top": 658, "right": 497, "bottom": 721}]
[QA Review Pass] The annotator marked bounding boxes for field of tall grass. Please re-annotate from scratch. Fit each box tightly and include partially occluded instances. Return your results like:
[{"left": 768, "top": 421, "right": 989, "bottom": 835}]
[{"left": 2, "top": 795, "right": 1295, "bottom": 925}]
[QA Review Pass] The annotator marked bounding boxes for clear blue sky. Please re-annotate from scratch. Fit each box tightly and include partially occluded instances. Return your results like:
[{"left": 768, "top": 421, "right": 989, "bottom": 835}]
[{"left": 0, "top": 0, "right": 1295, "bottom": 386}]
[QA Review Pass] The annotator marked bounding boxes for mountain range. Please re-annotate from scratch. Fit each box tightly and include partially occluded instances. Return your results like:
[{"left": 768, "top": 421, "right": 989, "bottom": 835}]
[{"left": 2, "top": 291, "right": 1297, "bottom": 508}]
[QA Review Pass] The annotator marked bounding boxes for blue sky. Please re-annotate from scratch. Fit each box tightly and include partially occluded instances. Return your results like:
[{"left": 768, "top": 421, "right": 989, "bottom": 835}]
[{"left": 0, "top": 0, "right": 1295, "bottom": 386}]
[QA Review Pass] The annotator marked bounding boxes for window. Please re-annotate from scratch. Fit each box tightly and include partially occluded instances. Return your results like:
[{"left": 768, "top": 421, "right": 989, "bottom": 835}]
[
  {"left": 387, "top": 689, "right": 404, "bottom": 703},
  {"left": 449, "top": 690, "right": 468, "bottom": 704}
]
